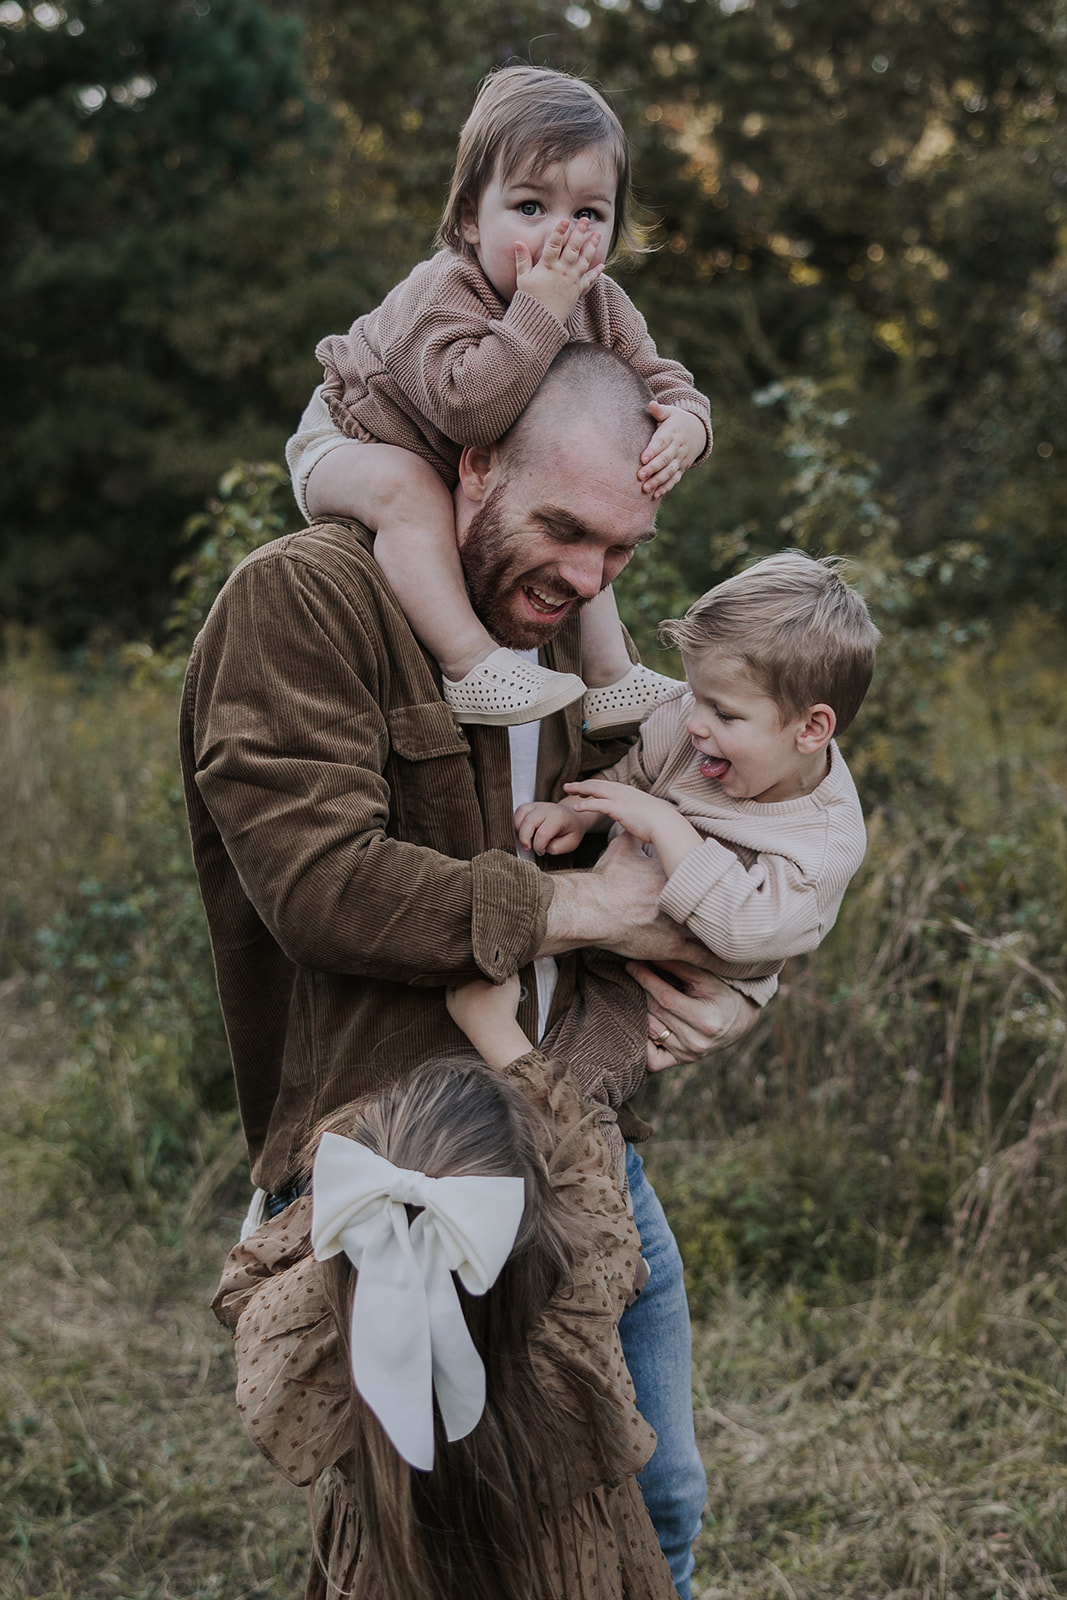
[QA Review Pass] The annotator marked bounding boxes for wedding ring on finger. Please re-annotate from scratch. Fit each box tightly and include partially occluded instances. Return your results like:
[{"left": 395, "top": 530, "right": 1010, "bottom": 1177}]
[{"left": 653, "top": 1027, "right": 672, "bottom": 1046}]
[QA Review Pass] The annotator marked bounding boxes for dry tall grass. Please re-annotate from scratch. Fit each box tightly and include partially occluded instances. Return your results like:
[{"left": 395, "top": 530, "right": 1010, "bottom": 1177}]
[{"left": 1, "top": 616, "right": 1064, "bottom": 1599}]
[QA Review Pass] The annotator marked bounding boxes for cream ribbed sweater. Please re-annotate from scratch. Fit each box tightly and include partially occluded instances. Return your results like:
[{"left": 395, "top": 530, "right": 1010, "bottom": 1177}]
[{"left": 600, "top": 692, "right": 867, "bottom": 997}]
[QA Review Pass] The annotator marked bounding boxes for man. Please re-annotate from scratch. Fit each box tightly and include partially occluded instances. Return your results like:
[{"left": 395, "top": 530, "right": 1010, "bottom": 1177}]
[{"left": 181, "top": 344, "right": 762, "bottom": 1596}]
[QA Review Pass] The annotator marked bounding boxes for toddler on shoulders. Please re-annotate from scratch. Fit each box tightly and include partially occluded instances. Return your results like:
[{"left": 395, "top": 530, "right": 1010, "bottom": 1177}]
[{"left": 287, "top": 65, "right": 712, "bottom": 733}]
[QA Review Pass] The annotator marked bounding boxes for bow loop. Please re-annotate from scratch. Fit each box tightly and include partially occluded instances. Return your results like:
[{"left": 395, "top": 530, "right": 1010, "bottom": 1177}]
[{"left": 311, "top": 1131, "right": 525, "bottom": 1469}]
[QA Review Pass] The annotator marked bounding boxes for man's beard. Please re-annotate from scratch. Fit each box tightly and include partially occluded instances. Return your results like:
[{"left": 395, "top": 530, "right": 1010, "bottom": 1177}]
[{"left": 460, "top": 483, "right": 587, "bottom": 649}]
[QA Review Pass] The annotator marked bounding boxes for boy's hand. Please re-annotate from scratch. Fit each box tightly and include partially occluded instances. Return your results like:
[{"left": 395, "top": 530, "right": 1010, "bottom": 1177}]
[
  {"left": 564, "top": 779, "right": 675, "bottom": 847},
  {"left": 638, "top": 402, "right": 708, "bottom": 498},
  {"left": 515, "top": 219, "right": 604, "bottom": 325},
  {"left": 564, "top": 779, "right": 704, "bottom": 877},
  {"left": 515, "top": 798, "right": 590, "bottom": 857}
]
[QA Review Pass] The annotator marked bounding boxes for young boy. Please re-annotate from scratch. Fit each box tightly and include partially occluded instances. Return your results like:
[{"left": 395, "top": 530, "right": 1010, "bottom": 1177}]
[{"left": 515, "top": 552, "right": 880, "bottom": 1009}]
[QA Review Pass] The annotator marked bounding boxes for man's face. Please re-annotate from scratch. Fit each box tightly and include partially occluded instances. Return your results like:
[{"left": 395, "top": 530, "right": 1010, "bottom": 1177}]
[{"left": 456, "top": 432, "right": 656, "bottom": 650}]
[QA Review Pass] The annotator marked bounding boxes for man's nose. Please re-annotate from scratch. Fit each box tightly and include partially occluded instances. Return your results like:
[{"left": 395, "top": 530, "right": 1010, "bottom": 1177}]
[{"left": 556, "top": 547, "right": 607, "bottom": 599}]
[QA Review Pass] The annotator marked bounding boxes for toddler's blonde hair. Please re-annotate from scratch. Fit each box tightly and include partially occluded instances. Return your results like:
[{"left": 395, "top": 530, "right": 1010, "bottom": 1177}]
[
  {"left": 659, "top": 550, "right": 880, "bottom": 735},
  {"left": 436, "top": 65, "right": 643, "bottom": 261}
]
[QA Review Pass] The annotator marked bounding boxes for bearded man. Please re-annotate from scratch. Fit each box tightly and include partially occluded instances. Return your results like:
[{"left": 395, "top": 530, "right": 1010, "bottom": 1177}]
[{"left": 181, "top": 344, "right": 763, "bottom": 1597}]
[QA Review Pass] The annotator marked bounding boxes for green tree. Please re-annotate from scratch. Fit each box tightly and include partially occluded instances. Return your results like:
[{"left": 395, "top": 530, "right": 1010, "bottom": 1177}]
[
  {"left": 0, "top": 0, "right": 390, "bottom": 638},
  {"left": 4, "top": 0, "right": 1065, "bottom": 637},
  {"left": 581, "top": 0, "right": 1066, "bottom": 618}
]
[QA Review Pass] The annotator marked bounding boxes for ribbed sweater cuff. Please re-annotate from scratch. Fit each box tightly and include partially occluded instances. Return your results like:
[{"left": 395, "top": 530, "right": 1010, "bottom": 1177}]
[
  {"left": 505, "top": 291, "right": 572, "bottom": 361},
  {"left": 659, "top": 837, "right": 741, "bottom": 933}
]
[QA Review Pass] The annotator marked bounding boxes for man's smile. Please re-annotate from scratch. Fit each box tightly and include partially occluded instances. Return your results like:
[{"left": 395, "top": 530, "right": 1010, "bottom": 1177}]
[{"left": 521, "top": 582, "right": 575, "bottom": 620}]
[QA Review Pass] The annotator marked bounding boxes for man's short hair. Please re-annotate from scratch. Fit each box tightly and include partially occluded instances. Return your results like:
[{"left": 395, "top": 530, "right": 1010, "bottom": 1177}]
[
  {"left": 497, "top": 344, "right": 656, "bottom": 476},
  {"left": 659, "top": 550, "right": 880, "bottom": 735}
]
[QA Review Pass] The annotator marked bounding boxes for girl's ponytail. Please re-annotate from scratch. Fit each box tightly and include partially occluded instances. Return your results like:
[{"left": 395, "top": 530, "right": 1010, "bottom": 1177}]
[{"left": 305, "top": 1060, "right": 582, "bottom": 1600}]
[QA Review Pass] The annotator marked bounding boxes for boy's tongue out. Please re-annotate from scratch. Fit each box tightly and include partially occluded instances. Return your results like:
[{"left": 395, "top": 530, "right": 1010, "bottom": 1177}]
[{"left": 700, "top": 755, "right": 731, "bottom": 781}]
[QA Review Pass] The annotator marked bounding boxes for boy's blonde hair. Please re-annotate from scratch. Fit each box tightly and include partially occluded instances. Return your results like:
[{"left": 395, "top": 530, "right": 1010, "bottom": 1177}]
[
  {"left": 436, "top": 65, "right": 642, "bottom": 261},
  {"left": 659, "top": 551, "right": 880, "bottom": 736}
]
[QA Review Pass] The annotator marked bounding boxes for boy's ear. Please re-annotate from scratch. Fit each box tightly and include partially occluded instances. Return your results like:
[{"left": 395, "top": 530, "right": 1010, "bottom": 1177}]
[
  {"left": 796, "top": 704, "right": 836, "bottom": 753},
  {"left": 457, "top": 443, "right": 497, "bottom": 504}
]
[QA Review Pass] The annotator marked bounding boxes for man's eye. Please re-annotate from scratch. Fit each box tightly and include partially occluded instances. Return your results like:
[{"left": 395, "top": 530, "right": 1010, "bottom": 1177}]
[{"left": 517, "top": 201, "right": 541, "bottom": 217}]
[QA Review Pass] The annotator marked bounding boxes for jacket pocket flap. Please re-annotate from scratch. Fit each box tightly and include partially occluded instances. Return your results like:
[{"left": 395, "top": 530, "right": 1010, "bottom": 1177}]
[{"left": 387, "top": 701, "right": 470, "bottom": 761}]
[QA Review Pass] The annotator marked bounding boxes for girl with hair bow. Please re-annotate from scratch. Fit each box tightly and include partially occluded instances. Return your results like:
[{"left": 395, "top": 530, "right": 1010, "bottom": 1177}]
[{"left": 212, "top": 973, "right": 675, "bottom": 1600}]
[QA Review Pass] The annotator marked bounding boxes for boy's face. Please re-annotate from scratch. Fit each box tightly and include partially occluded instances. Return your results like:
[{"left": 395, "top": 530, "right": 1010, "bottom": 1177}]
[
  {"left": 461, "top": 146, "right": 617, "bottom": 303},
  {"left": 682, "top": 649, "right": 829, "bottom": 804}
]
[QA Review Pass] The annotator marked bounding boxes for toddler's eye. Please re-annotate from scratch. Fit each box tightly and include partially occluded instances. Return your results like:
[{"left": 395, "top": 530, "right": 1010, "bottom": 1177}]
[
  {"left": 517, "top": 201, "right": 541, "bottom": 217},
  {"left": 575, "top": 207, "right": 601, "bottom": 221}
]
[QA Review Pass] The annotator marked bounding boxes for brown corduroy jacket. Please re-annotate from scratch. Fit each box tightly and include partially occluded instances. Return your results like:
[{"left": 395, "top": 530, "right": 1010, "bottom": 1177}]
[{"left": 180, "top": 519, "right": 653, "bottom": 1192}]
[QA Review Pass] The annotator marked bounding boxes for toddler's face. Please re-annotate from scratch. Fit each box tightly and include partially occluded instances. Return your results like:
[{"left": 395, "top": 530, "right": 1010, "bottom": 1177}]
[
  {"left": 682, "top": 649, "right": 827, "bottom": 804},
  {"left": 461, "top": 145, "right": 617, "bottom": 302}
]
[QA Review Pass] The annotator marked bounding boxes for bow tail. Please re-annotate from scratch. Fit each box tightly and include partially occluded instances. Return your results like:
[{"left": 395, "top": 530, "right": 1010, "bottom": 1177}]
[
  {"left": 347, "top": 1208, "right": 437, "bottom": 1470},
  {"left": 421, "top": 1239, "right": 488, "bottom": 1444}
]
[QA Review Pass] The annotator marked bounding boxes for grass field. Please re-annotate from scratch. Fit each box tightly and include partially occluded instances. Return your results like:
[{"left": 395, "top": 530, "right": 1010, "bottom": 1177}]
[{"left": 2, "top": 616, "right": 1065, "bottom": 1599}]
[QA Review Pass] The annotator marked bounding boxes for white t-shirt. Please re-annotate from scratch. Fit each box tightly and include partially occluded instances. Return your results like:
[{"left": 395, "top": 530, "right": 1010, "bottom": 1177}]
[{"left": 508, "top": 652, "right": 560, "bottom": 1040}]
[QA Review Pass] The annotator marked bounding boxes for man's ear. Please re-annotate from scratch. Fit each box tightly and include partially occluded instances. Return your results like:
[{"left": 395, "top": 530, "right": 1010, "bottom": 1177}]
[
  {"left": 796, "top": 704, "right": 836, "bottom": 753},
  {"left": 457, "top": 443, "right": 496, "bottom": 505}
]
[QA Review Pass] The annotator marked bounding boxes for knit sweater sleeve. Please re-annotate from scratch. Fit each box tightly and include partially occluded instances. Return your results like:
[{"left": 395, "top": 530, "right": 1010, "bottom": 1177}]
[
  {"left": 576, "top": 276, "right": 713, "bottom": 461},
  {"left": 373, "top": 254, "right": 570, "bottom": 443},
  {"left": 659, "top": 773, "right": 868, "bottom": 968}
]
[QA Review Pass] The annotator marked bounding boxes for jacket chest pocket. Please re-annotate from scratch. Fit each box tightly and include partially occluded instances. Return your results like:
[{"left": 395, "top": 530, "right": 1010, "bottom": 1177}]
[{"left": 385, "top": 702, "right": 484, "bottom": 853}]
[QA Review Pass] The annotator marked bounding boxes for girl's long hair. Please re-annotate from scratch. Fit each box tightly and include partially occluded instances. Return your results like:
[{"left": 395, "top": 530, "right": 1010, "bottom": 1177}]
[{"left": 303, "top": 1060, "right": 588, "bottom": 1600}]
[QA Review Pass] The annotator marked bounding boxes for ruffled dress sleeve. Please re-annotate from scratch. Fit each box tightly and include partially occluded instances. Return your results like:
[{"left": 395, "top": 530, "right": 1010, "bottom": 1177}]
[{"left": 212, "top": 1195, "right": 350, "bottom": 1487}]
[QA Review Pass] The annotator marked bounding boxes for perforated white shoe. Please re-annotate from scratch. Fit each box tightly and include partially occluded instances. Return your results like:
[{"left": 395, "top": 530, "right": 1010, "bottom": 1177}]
[
  {"left": 582, "top": 663, "right": 685, "bottom": 735},
  {"left": 442, "top": 649, "right": 586, "bottom": 726}
]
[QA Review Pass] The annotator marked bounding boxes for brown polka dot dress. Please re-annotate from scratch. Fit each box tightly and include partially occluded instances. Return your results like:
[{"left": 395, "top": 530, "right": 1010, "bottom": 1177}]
[{"left": 212, "top": 1053, "right": 676, "bottom": 1600}]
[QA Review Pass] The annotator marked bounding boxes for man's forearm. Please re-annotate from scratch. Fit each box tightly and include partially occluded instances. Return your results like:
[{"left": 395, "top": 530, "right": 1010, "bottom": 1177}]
[
  {"left": 538, "top": 833, "right": 711, "bottom": 965},
  {"left": 539, "top": 867, "right": 620, "bottom": 956}
]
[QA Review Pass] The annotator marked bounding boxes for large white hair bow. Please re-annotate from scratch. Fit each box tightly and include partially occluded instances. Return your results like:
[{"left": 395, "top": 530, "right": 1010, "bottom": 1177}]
[{"left": 311, "top": 1131, "right": 526, "bottom": 1470}]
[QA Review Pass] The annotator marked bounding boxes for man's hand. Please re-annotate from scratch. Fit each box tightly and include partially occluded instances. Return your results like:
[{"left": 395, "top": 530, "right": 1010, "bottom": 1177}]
[
  {"left": 627, "top": 959, "right": 760, "bottom": 1071},
  {"left": 539, "top": 831, "right": 711, "bottom": 965},
  {"left": 638, "top": 402, "right": 708, "bottom": 498},
  {"left": 514, "top": 798, "right": 591, "bottom": 857},
  {"left": 515, "top": 219, "right": 604, "bottom": 324}
]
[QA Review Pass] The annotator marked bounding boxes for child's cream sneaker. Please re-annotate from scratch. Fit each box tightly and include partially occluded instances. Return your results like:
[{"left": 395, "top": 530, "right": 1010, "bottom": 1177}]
[
  {"left": 443, "top": 648, "right": 586, "bottom": 726},
  {"left": 582, "top": 663, "right": 685, "bottom": 735}
]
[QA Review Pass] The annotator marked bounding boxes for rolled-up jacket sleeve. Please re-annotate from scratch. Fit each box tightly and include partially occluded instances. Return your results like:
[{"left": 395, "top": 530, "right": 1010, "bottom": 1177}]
[{"left": 189, "top": 544, "right": 552, "bottom": 986}]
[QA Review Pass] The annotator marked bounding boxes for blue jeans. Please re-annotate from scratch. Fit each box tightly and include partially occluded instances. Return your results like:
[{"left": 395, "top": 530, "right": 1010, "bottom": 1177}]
[{"left": 619, "top": 1143, "right": 707, "bottom": 1599}]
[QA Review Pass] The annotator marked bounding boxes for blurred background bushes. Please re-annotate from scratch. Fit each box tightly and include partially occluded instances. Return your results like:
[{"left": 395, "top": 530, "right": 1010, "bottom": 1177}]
[{"left": 2, "top": 0, "right": 1065, "bottom": 639}]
